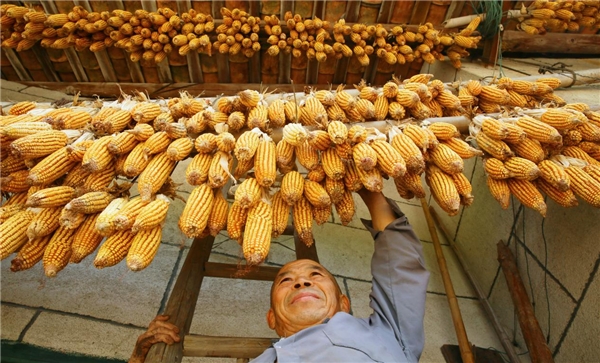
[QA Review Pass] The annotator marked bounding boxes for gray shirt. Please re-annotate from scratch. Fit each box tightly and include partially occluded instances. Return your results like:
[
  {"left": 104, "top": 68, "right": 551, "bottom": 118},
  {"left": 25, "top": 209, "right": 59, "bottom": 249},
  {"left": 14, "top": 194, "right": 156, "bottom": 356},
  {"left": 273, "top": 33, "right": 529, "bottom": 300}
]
[{"left": 252, "top": 198, "right": 430, "bottom": 362}]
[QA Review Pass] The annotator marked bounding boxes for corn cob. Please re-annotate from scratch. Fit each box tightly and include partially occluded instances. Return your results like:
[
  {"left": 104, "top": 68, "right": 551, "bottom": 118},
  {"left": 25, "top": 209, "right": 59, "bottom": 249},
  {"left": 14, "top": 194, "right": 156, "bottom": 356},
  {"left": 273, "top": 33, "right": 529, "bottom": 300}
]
[
  {"left": 26, "top": 206, "right": 62, "bottom": 240},
  {"left": 65, "top": 191, "right": 114, "bottom": 214},
  {"left": 515, "top": 116, "right": 562, "bottom": 144},
  {"left": 429, "top": 143, "right": 464, "bottom": 175},
  {"left": 0, "top": 209, "right": 36, "bottom": 260},
  {"left": 70, "top": 213, "right": 104, "bottom": 263},
  {"left": 235, "top": 155, "right": 256, "bottom": 179},
  {"left": 303, "top": 180, "right": 331, "bottom": 208},
  {"left": 485, "top": 176, "right": 510, "bottom": 210},
  {"left": 165, "top": 137, "right": 193, "bottom": 161},
  {"left": 94, "top": 229, "right": 136, "bottom": 268},
  {"left": 194, "top": 133, "right": 217, "bottom": 154},
  {"left": 334, "top": 189, "right": 355, "bottom": 226},
  {"left": 138, "top": 152, "right": 177, "bottom": 201},
  {"left": 185, "top": 153, "right": 210, "bottom": 186},
  {"left": 507, "top": 178, "right": 547, "bottom": 216},
  {"left": 238, "top": 89, "right": 261, "bottom": 108},
  {"left": 504, "top": 157, "right": 541, "bottom": 181},
  {"left": 114, "top": 196, "right": 148, "bottom": 231},
  {"left": 255, "top": 135, "right": 277, "bottom": 187},
  {"left": 1, "top": 121, "right": 53, "bottom": 139},
  {"left": 234, "top": 177, "right": 262, "bottom": 209},
  {"left": 126, "top": 123, "right": 155, "bottom": 141},
  {"left": 322, "top": 176, "right": 344, "bottom": 204},
  {"left": 479, "top": 85, "right": 510, "bottom": 104},
  {"left": 276, "top": 139, "right": 295, "bottom": 168},
  {"left": 326, "top": 120, "right": 347, "bottom": 145},
  {"left": 562, "top": 129, "right": 582, "bottom": 146},
  {"left": 296, "top": 140, "right": 320, "bottom": 171},
  {"left": 390, "top": 130, "right": 426, "bottom": 174},
  {"left": 216, "top": 132, "right": 236, "bottom": 153},
  {"left": 320, "top": 147, "right": 345, "bottom": 181},
  {"left": 131, "top": 102, "right": 161, "bottom": 123},
  {"left": 293, "top": 195, "right": 314, "bottom": 247},
  {"left": 108, "top": 132, "right": 138, "bottom": 155},
  {"left": 26, "top": 186, "right": 76, "bottom": 208},
  {"left": 247, "top": 104, "right": 269, "bottom": 130},
  {"left": 452, "top": 172, "right": 474, "bottom": 206},
  {"left": 584, "top": 164, "right": 600, "bottom": 183},
  {"left": 370, "top": 139, "right": 406, "bottom": 178},
  {"left": 208, "top": 150, "right": 233, "bottom": 189},
  {"left": 536, "top": 159, "right": 569, "bottom": 191},
  {"left": 95, "top": 197, "right": 128, "bottom": 236},
  {"left": 179, "top": 184, "right": 214, "bottom": 238},
  {"left": 579, "top": 141, "right": 600, "bottom": 155},
  {"left": 10, "top": 234, "right": 52, "bottom": 272},
  {"left": 51, "top": 110, "right": 91, "bottom": 130},
  {"left": 476, "top": 132, "right": 514, "bottom": 160},
  {"left": 282, "top": 123, "right": 309, "bottom": 147},
  {"left": 284, "top": 100, "right": 302, "bottom": 124},
  {"left": 0, "top": 203, "right": 25, "bottom": 223},
  {"left": 81, "top": 164, "right": 116, "bottom": 193},
  {"left": 302, "top": 96, "right": 328, "bottom": 127},
  {"left": 536, "top": 178, "right": 578, "bottom": 208},
  {"left": 126, "top": 225, "right": 162, "bottom": 271},
  {"left": 143, "top": 131, "right": 171, "bottom": 155},
  {"left": 343, "top": 160, "right": 363, "bottom": 192},
  {"left": 10, "top": 130, "right": 69, "bottom": 159},
  {"left": 243, "top": 200, "right": 272, "bottom": 265},
  {"left": 234, "top": 130, "right": 260, "bottom": 161},
  {"left": 28, "top": 147, "right": 77, "bottom": 186},
  {"left": 96, "top": 109, "right": 131, "bottom": 134},
  {"left": 1, "top": 170, "right": 30, "bottom": 193},
  {"left": 327, "top": 102, "right": 347, "bottom": 123},
  {"left": 269, "top": 191, "right": 289, "bottom": 238},
  {"left": 501, "top": 123, "right": 527, "bottom": 144},
  {"left": 399, "top": 171, "right": 427, "bottom": 198},
  {"left": 0, "top": 154, "right": 27, "bottom": 177},
  {"left": 508, "top": 137, "right": 545, "bottom": 163},
  {"left": 402, "top": 124, "right": 432, "bottom": 151},
  {"left": 425, "top": 164, "right": 461, "bottom": 216},
  {"left": 540, "top": 109, "right": 582, "bottom": 130},
  {"left": 8, "top": 101, "right": 36, "bottom": 115},
  {"left": 335, "top": 141, "right": 353, "bottom": 161},
  {"left": 131, "top": 194, "right": 170, "bottom": 234},
  {"left": 374, "top": 93, "right": 389, "bottom": 120},
  {"left": 481, "top": 118, "right": 510, "bottom": 140},
  {"left": 65, "top": 139, "right": 94, "bottom": 162},
  {"left": 207, "top": 190, "right": 228, "bottom": 237},
  {"left": 564, "top": 166, "right": 600, "bottom": 207},
  {"left": 394, "top": 176, "right": 415, "bottom": 200},
  {"left": 267, "top": 99, "right": 286, "bottom": 129},
  {"left": 59, "top": 206, "right": 86, "bottom": 229},
  {"left": 440, "top": 137, "right": 482, "bottom": 160},
  {"left": 122, "top": 142, "right": 151, "bottom": 177},
  {"left": 356, "top": 163, "right": 383, "bottom": 192},
  {"left": 562, "top": 146, "right": 599, "bottom": 165},
  {"left": 427, "top": 122, "right": 460, "bottom": 141},
  {"left": 227, "top": 201, "right": 248, "bottom": 242},
  {"left": 577, "top": 122, "right": 600, "bottom": 142},
  {"left": 335, "top": 84, "right": 357, "bottom": 111},
  {"left": 82, "top": 136, "right": 114, "bottom": 173},
  {"left": 278, "top": 170, "right": 302, "bottom": 205},
  {"left": 43, "top": 224, "right": 77, "bottom": 277},
  {"left": 305, "top": 163, "right": 324, "bottom": 183}
]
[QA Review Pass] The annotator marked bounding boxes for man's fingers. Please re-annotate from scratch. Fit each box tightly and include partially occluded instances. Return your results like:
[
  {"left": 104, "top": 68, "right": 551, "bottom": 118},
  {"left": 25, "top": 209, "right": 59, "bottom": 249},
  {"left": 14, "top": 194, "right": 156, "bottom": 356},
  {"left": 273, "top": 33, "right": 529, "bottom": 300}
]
[
  {"left": 151, "top": 320, "right": 180, "bottom": 333},
  {"left": 153, "top": 332, "right": 181, "bottom": 345},
  {"left": 155, "top": 314, "right": 170, "bottom": 321}
]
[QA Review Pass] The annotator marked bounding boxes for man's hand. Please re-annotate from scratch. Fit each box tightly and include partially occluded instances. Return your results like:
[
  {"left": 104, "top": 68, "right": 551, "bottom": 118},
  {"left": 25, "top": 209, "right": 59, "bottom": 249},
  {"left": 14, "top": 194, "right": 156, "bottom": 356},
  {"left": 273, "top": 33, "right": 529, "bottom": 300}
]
[{"left": 129, "top": 315, "right": 181, "bottom": 363}]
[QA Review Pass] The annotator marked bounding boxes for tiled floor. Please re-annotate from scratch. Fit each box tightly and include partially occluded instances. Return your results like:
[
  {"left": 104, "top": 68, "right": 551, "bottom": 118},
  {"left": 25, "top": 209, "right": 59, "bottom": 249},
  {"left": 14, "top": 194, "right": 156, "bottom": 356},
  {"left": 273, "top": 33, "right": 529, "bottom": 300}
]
[{"left": 0, "top": 79, "right": 506, "bottom": 362}]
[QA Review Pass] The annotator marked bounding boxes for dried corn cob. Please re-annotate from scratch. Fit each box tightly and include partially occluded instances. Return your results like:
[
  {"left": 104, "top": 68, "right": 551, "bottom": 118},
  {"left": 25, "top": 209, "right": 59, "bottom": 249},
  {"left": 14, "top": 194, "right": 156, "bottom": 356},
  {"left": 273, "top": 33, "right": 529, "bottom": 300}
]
[
  {"left": 126, "top": 123, "right": 155, "bottom": 141},
  {"left": 296, "top": 141, "right": 320, "bottom": 171},
  {"left": 143, "top": 131, "right": 171, "bottom": 155},
  {"left": 235, "top": 177, "right": 262, "bottom": 209},
  {"left": 1, "top": 170, "right": 30, "bottom": 193},
  {"left": 95, "top": 197, "right": 128, "bottom": 236},
  {"left": 108, "top": 132, "right": 138, "bottom": 155},
  {"left": 8, "top": 101, "right": 36, "bottom": 115},
  {"left": 0, "top": 154, "right": 27, "bottom": 177},
  {"left": 428, "top": 122, "right": 460, "bottom": 140},
  {"left": 509, "top": 137, "right": 546, "bottom": 163},
  {"left": 564, "top": 166, "right": 600, "bottom": 207},
  {"left": 0, "top": 209, "right": 35, "bottom": 260},
  {"left": 82, "top": 136, "right": 113, "bottom": 173},
  {"left": 293, "top": 195, "right": 314, "bottom": 247},
  {"left": 234, "top": 130, "right": 260, "bottom": 161},
  {"left": 334, "top": 189, "right": 355, "bottom": 226},
  {"left": 271, "top": 191, "right": 289, "bottom": 238},
  {"left": 276, "top": 139, "right": 295, "bottom": 167},
  {"left": 476, "top": 132, "right": 514, "bottom": 160},
  {"left": 186, "top": 152, "right": 212, "bottom": 185},
  {"left": 94, "top": 229, "right": 136, "bottom": 269},
  {"left": 304, "top": 180, "right": 331, "bottom": 208},
  {"left": 370, "top": 139, "right": 406, "bottom": 178},
  {"left": 166, "top": 137, "right": 193, "bottom": 161},
  {"left": 504, "top": 157, "right": 540, "bottom": 181},
  {"left": 390, "top": 130, "right": 426, "bottom": 174},
  {"left": 267, "top": 100, "right": 286, "bottom": 128},
  {"left": 322, "top": 148, "right": 345, "bottom": 180},
  {"left": 26, "top": 186, "right": 76, "bottom": 208},
  {"left": 131, "top": 102, "right": 161, "bottom": 123},
  {"left": 131, "top": 194, "right": 170, "bottom": 233},
  {"left": 536, "top": 178, "right": 578, "bottom": 208},
  {"left": 281, "top": 171, "right": 305, "bottom": 205},
  {"left": 255, "top": 135, "right": 277, "bottom": 187},
  {"left": 122, "top": 142, "right": 151, "bottom": 177},
  {"left": 114, "top": 196, "right": 148, "bottom": 231},
  {"left": 208, "top": 190, "right": 228, "bottom": 237},
  {"left": 481, "top": 118, "right": 510, "bottom": 140},
  {"left": 426, "top": 164, "right": 461, "bottom": 216},
  {"left": 227, "top": 201, "right": 248, "bottom": 242},
  {"left": 324, "top": 177, "right": 345, "bottom": 204},
  {"left": 356, "top": 163, "right": 383, "bottom": 192},
  {"left": 343, "top": 160, "right": 363, "bottom": 192},
  {"left": 516, "top": 116, "right": 562, "bottom": 144},
  {"left": 1, "top": 121, "right": 52, "bottom": 139},
  {"left": 441, "top": 137, "right": 482, "bottom": 159},
  {"left": 562, "top": 146, "right": 599, "bottom": 165},
  {"left": 43, "top": 224, "right": 77, "bottom": 277},
  {"left": 216, "top": 132, "right": 236, "bottom": 153},
  {"left": 179, "top": 184, "right": 214, "bottom": 238},
  {"left": 507, "top": 178, "right": 547, "bottom": 216},
  {"left": 59, "top": 206, "right": 86, "bottom": 230},
  {"left": 66, "top": 191, "right": 114, "bottom": 214},
  {"left": 126, "top": 225, "right": 162, "bottom": 271},
  {"left": 70, "top": 213, "right": 104, "bottom": 263},
  {"left": 429, "top": 143, "right": 464, "bottom": 175},
  {"left": 452, "top": 172, "right": 474, "bottom": 206},
  {"left": 243, "top": 200, "right": 272, "bottom": 265},
  {"left": 282, "top": 123, "right": 308, "bottom": 146},
  {"left": 208, "top": 151, "right": 233, "bottom": 189},
  {"left": 10, "top": 130, "right": 69, "bottom": 159},
  {"left": 577, "top": 122, "right": 600, "bottom": 142},
  {"left": 26, "top": 206, "right": 62, "bottom": 240},
  {"left": 138, "top": 152, "right": 177, "bottom": 201},
  {"left": 10, "top": 234, "right": 52, "bottom": 272}
]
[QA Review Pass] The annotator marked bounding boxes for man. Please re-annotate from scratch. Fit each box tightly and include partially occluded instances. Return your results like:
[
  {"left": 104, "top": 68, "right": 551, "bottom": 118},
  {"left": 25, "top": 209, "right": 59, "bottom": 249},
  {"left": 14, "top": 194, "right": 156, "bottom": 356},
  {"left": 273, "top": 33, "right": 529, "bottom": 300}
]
[{"left": 131, "top": 189, "right": 429, "bottom": 362}]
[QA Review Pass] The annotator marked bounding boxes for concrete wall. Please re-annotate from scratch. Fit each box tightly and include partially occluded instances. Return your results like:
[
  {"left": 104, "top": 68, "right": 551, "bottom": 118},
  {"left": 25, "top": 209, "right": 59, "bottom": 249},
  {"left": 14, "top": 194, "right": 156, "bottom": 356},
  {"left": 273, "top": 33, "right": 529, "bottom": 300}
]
[{"left": 428, "top": 58, "right": 600, "bottom": 362}]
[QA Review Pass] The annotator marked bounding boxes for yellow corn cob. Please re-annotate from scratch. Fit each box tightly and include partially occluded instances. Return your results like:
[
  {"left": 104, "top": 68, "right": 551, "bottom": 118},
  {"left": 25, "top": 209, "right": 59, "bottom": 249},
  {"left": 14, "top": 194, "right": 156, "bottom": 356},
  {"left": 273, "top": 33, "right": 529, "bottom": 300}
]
[
  {"left": 26, "top": 206, "right": 62, "bottom": 240},
  {"left": 1, "top": 170, "right": 30, "bottom": 193},
  {"left": 131, "top": 102, "right": 162, "bottom": 123},
  {"left": 95, "top": 197, "right": 128, "bottom": 236},
  {"left": 334, "top": 189, "right": 355, "bottom": 226},
  {"left": 279, "top": 170, "right": 303, "bottom": 205},
  {"left": 70, "top": 213, "right": 104, "bottom": 263},
  {"left": 342, "top": 160, "right": 362, "bottom": 192},
  {"left": 562, "top": 129, "right": 582, "bottom": 146},
  {"left": 302, "top": 96, "right": 328, "bottom": 127},
  {"left": 131, "top": 194, "right": 170, "bottom": 233},
  {"left": 322, "top": 148, "right": 346, "bottom": 180},
  {"left": 114, "top": 196, "right": 148, "bottom": 231},
  {"left": 51, "top": 110, "right": 91, "bottom": 130},
  {"left": 579, "top": 141, "right": 600, "bottom": 155},
  {"left": 483, "top": 157, "right": 513, "bottom": 179},
  {"left": 539, "top": 109, "right": 582, "bottom": 129},
  {"left": 108, "top": 132, "right": 138, "bottom": 155},
  {"left": 503, "top": 157, "right": 540, "bottom": 181},
  {"left": 481, "top": 118, "right": 510, "bottom": 140},
  {"left": 227, "top": 201, "right": 248, "bottom": 241},
  {"left": 194, "top": 133, "right": 217, "bottom": 154},
  {"left": 0, "top": 209, "right": 36, "bottom": 260},
  {"left": 355, "top": 163, "right": 383, "bottom": 192},
  {"left": 564, "top": 166, "right": 600, "bottom": 207},
  {"left": 0, "top": 203, "right": 25, "bottom": 223},
  {"left": 390, "top": 131, "right": 425, "bottom": 174},
  {"left": 536, "top": 159, "right": 569, "bottom": 191},
  {"left": 234, "top": 177, "right": 262, "bottom": 209},
  {"left": 327, "top": 120, "right": 348, "bottom": 145},
  {"left": 429, "top": 143, "right": 464, "bottom": 175},
  {"left": 562, "top": 146, "right": 599, "bottom": 165},
  {"left": 402, "top": 171, "right": 427, "bottom": 198},
  {"left": 60, "top": 164, "right": 90, "bottom": 189},
  {"left": 235, "top": 153, "right": 256, "bottom": 179},
  {"left": 43, "top": 224, "right": 77, "bottom": 277},
  {"left": 335, "top": 84, "right": 357, "bottom": 111},
  {"left": 370, "top": 139, "right": 406, "bottom": 178},
  {"left": 351, "top": 142, "right": 377, "bottom": 172},
  {"left": 166, "top": 137, "right": 193, "bottom": 161},
  {"left": 476, "top": 132, "right": 514, "bottom": 160},
  {"left": 507, "top": 178, "right": 547, "bottom": 217},
  {"left": 584, "top": 164, "right": 600, "bottom": 183},
  {"left": 234, "top": 130, "right": 260, "bottom": 161},
  {"left": 0, "top": 154, "right": 27, "bottom": 177},
  {"left": 126, "top": 225, "right": 162, "bottom": 271},
  {"left": 2, "top": 191, "right": 28, "bottom": 208},
  {"left": 96, "top": 109, "right": 131, "bottom": 135},
  {"left": 207, "top": 190, "right": 228, "bottom": 237},
  {"left": 46, "top": 13, "right": 70, "bottom": 27},
  {"left": 427, "top": 122, "right": 460, "bottom": 141},
  {"left": 138, "top": 152, "right": 177, "bottom": 201},
  {"left": 323, "top": 177, "right": 344, "bottom": 204},
  {"left": 82, "top": 136, "right": 114, "bottom": 173},
  {"left": 485, "top": 176, "right": 509, "bottom": 210},
  {"left": 215, "top": 132, "right": 236, "bottom": 153},
  {"left": 243, "top": 200, "right": 272, "bottom": 265},
  {"left": 26, "top": 186, "right": 76, "bottom": 208},
  {"left": 478, "top": 85, "right": 510, "bottom": 105},
  {"left": 303, "top": 180, "right": 331, "bottom": 208},
  {"left": 8, "top": 101, "right": 35, "bottom": 115},
  {"left": 337, "top": 140, "right": 354, "bottom": 161},
  {"left": 27, "top": 147, "right": 77, "bottom": 186},
  {"left": 402, "top": 124, "right": 432, "bottom": 151},
  {"left": 425, "top": 164, "right": 461, "bottom": 216},
  {"left": 179, "top": 184, "right": 214, "bottom": 238},
  {"left": 59, "top": 207, "right": 86, "bottom": 230},
  {"left": 122, "top": 142, "right": 150, "bottom": 177},
  {"left": 238, "top": 89, "right": 261, "bottom": 108},
  {"left": 276, "top": 139, "right": 295, "bottom": 168},
  {"left": 143, "top": 131, "right": 171, "bottom": 155},
  {"left": 305, "top": 130, "right": 330, "bottom": 152},
  {"left": 284, "top": 100, "right": 302, "bottom": 124},
  {"left": 10, "top": 234, "right": 52, "bottom": 272},
  {"left": 80, "top": 165, "right": 116, "bottom": 193},
  {"left": 536, "top": 178, "right": 578, "bottom": 208},
  {"left": 293, "top": 195, "right": 314, "bottom": 247},
  {"left": 207, "top": 151, "right": 233, "bottom": 189},
  {"left": 373, "top": 93, "right": 389, "bottom": 120},
  {"left": 355, "top": 99, "right": 376, "bottom": 120},
  {"left": 394, "top": 175, "right": 415, "bottom": 200},
  {"left": 515, "top": 116, "right": 562, "bottom": 144},
  {"left": 577, "top": 122, "right": 600, "bottom": 142},
  {"left": 94, "top": 229, "right": 135, "bottom": 268},
  {"left": 66, "top": 191, "right": 114, "bottom": 214},
  {"left": 10, "top": 130, "right": 68, "bottom": 159},
  {"left": 255, "top": 136, "right": 277, "bottom": 187},
  {"left": 305, "top": 164, "right": 324, "bottom": 183},
  {"left": 271, "top": 191, "right": 290, "bottom": 238},
  {"left": 452, "top": 172, "right": 474, "bottom": 206},
  {"left": 247, "top": 104, "right": 269, "bottom": 130},
  {"left": 1, "top": 122, "right": 53, "bottom": 139},
  {"left": 536, "top": 77, "right": 562, "bottom": 90},
  {"left": 326, "top": 102, "right": 347, "bottom": 123},
  {"left": 65, "top": 140, "right": 94, "bottom": 162},
  {"left": 295, "top": 140, "right": 320, "bottom": 171},
  {"left": 503, "top": 123, "right": 527, "bottom": 144},
  {"left": 508, "top": 137, "right": 545, "bottom": 163},
  {"left": 267, "top": 99, "right": 286, "bottom": 129},
  {"left": 126, "top": 123, "right": 155, "bottom": 141},
  {"left": 395, "top": 89, "right": 420, "bottom": 108},
  {"left": 282, "top": 123, "right": 309, "bottom": 147}
]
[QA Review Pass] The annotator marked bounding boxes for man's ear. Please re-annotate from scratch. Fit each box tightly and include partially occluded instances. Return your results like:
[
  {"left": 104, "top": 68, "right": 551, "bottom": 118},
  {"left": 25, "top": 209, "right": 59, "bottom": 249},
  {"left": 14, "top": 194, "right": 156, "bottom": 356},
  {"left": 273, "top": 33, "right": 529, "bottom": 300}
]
[
  {"left": 267, "top": 308, "right": 276, "bottom": 330},
  {"left": 339, "top": 294, "right": 350, "bottom": 313}
]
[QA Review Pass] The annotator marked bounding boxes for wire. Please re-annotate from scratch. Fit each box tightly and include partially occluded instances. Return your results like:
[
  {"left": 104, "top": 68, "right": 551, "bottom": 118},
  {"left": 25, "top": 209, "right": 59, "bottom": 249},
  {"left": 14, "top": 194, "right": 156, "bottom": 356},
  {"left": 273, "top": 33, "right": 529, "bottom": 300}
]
[{"left": 541, "top": 216, "right": 552, "bottom": 344}]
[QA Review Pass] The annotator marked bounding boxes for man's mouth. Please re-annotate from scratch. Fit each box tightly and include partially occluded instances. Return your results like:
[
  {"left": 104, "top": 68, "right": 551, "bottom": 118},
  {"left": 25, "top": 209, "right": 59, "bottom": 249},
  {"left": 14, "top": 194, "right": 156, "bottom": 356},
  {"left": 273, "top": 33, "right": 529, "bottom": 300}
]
[{"left": 291, "top": 292, "right": 320, "bottom": 304}]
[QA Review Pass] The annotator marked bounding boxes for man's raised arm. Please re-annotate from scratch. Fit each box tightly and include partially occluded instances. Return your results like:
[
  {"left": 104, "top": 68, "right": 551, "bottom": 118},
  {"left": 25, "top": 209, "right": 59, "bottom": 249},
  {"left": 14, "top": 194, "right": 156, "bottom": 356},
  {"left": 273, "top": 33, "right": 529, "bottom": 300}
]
[{"left": 358, "top": 189, "right": 430, "bottom": 362}]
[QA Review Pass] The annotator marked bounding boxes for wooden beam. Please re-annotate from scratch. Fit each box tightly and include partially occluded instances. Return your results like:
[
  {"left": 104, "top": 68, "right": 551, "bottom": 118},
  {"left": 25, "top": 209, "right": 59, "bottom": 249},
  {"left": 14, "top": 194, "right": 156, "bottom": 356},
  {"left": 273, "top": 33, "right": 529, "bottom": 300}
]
[
  {"left": 183, "top": 335, "right": 274, "bottom": 358},
  {"left": 502, "top": 30, "right": 600, "bottom": 54},
  {"left": 203, "top": 262, "right": 280, "bottom": 281},
  {"left": 2, "top": 49, "right": 32, "bottom": 82}
]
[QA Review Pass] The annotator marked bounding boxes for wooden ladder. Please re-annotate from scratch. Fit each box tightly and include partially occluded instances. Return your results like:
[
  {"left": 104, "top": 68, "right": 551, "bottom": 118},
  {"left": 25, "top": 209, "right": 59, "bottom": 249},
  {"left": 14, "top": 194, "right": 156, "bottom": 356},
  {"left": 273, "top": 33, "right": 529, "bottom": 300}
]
[{"left": 144, "top": 225, "right": 319, "bottom": 363}]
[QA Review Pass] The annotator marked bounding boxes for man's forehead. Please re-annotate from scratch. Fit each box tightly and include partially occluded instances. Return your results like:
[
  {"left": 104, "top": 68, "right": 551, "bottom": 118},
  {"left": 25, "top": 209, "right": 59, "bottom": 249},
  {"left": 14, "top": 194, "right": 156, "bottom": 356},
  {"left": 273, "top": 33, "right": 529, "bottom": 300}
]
[{"left": 276, "top": 259, "right": 325, "bottom": 277}]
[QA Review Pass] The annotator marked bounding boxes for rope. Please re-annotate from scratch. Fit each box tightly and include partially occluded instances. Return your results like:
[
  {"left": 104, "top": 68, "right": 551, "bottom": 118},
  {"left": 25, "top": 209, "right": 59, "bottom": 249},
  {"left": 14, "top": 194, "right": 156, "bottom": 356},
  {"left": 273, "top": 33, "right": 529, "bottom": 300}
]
[{"left": 471, "top": 0, "right": 504, "bottom": 39}]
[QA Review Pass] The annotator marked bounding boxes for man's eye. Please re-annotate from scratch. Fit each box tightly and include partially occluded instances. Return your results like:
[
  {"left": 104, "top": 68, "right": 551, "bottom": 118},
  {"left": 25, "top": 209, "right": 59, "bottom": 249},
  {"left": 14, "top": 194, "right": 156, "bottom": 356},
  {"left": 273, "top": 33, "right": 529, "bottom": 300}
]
[
  {"left": 279, "top": 278, "right": 291, "bottom": 284},
  {"left": 310, "top": 272, "right": 322, "bottom": 277}
]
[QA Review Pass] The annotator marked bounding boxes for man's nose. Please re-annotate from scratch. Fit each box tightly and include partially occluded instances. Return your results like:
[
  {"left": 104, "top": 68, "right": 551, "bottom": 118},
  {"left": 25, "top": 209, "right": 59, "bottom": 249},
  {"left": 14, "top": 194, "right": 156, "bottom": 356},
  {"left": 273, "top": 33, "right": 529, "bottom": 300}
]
[{"left": 293, "top": 278, "right": 312, "bottom": 289}]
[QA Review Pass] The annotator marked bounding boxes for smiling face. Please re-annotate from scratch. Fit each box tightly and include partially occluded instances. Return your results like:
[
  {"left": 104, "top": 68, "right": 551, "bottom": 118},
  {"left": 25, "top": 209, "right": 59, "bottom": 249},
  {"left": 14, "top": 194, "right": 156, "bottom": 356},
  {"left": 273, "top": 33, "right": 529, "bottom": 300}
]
[{"left": 267, "top": 259, "right": 350, "bottom": 337}]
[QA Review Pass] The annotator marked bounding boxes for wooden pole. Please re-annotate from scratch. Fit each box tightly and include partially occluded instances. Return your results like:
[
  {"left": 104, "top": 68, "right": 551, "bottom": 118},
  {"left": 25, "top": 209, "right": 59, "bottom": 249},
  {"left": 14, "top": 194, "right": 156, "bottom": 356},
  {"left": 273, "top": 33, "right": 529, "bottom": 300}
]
[
  {"left": 420, "top": 198, "right": 475, "bottom": 363},
  {"left": 497, "top": 241, "right": 555, "bottom": 363},
  {"left": 430, "top": 207, "right": 522, "bottom": 363}
]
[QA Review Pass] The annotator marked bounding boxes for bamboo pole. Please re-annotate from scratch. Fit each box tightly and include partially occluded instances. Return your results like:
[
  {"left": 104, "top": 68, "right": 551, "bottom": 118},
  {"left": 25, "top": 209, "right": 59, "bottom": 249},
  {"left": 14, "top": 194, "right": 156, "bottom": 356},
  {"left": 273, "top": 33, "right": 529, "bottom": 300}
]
[{"left": 420, "top": 198, "right": 475, "bottom": 363}]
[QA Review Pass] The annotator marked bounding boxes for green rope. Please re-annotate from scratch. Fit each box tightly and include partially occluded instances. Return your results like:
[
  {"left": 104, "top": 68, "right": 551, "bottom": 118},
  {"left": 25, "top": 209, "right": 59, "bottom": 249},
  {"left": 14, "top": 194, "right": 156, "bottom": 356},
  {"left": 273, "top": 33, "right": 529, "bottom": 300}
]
[{"left": 471, "top": 0, "right": 504, "bottom": 39}]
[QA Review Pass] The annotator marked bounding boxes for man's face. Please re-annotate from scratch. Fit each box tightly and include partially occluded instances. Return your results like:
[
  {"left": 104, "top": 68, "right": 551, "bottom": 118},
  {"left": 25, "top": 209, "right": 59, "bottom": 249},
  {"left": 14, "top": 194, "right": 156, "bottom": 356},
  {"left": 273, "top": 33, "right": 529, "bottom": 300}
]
[{"left": 267, "top": 259, "right": 350, "bottom": 337}]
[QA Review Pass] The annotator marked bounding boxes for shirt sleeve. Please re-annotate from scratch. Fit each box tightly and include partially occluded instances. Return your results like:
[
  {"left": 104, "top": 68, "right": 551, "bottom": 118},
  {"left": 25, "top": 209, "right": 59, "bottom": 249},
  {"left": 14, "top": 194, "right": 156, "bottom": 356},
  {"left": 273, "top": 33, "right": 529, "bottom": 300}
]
[{"left": 360, "top": 197, "right": 429, "bottom": 361}]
